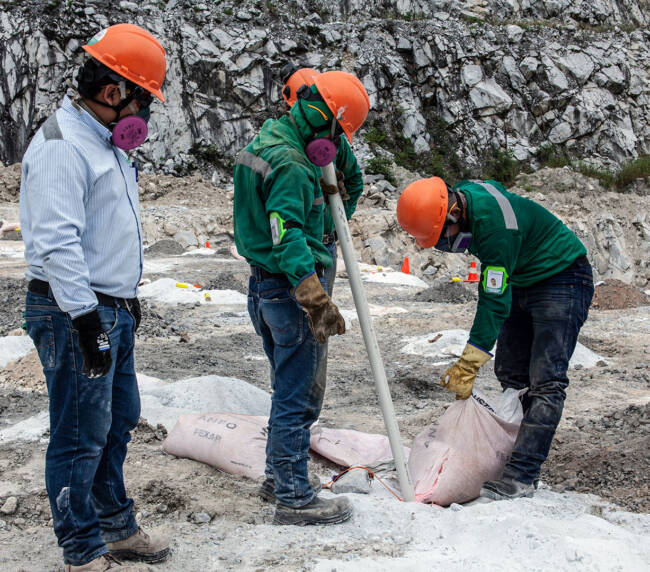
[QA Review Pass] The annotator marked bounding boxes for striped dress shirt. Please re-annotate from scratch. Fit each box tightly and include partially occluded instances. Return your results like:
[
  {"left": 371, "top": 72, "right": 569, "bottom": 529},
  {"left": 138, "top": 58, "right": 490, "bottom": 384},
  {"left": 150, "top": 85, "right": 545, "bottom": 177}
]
[{"left": 19, "top": 96, "right": 143, "bottom": 318}]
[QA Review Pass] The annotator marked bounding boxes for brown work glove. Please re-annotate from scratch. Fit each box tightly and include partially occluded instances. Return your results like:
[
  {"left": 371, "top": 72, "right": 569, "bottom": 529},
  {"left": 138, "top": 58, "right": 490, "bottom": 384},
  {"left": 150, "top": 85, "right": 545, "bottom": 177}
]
[
  {"left": 440, "top": 343, "right": 492, "bottom": 400},
  {"left": 320, "top": 170, "right": 350, "bottom": 202},
  {"left": 294, "top": 273, "right": 345, "bottom": 343}
]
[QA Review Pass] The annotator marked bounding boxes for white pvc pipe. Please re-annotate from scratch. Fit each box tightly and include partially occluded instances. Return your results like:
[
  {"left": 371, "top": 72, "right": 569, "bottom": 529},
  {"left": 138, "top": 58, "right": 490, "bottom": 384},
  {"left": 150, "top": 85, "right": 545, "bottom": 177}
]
[{"left": 321, "top": 162, "right": 416, "bottom": 502}]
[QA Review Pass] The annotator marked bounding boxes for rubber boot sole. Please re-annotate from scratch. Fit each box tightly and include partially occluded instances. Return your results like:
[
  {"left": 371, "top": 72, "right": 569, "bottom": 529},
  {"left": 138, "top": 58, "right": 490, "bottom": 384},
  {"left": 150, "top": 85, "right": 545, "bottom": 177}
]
[
  {"left": 273, "top": 505, "right": 353, "bottom": 526},
  {"left": 109, "top": 547, "right": 170, "bottom": 563}
]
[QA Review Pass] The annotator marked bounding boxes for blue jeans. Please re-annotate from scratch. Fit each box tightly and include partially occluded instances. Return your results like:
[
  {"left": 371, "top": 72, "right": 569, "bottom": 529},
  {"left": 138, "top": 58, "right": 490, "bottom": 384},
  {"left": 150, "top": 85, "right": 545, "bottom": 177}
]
[
  {"left": 494, "top": 262, "right": 594, "bottom": 484},
  {"left": 247, "top": 268, "right": 327, "bottom": 507},
  {"left": 24, "top": 290, "right": 140, "bottom": 565}
]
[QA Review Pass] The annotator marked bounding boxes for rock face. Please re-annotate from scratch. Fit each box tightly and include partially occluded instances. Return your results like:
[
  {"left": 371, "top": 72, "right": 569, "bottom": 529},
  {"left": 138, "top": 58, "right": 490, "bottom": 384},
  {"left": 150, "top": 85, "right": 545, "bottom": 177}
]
[{"left": 0, "top": 1, "right": 648, "bottom": 174}]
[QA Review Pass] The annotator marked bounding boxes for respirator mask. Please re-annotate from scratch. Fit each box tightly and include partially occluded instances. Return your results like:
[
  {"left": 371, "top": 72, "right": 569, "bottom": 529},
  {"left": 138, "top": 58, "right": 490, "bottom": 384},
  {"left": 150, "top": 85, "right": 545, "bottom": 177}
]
[
  {"left": 296, "top": 85, "right": 343, "bottom": 167},
  {"left": 103, "top": 82, "right": 153, "bottom": 150},
  {"left": 435, "top": 191, "right": 472, "bottom": 253}
]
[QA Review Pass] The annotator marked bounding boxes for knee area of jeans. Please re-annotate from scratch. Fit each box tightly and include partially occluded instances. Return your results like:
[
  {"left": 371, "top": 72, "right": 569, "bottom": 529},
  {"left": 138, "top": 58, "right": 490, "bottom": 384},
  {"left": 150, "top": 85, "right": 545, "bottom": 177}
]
[
  {"left": 270, "top": 452, "right": 309, "bottom": 465},
  {"left": 528, "top": 380, "right": 568, "bottom": 396}
]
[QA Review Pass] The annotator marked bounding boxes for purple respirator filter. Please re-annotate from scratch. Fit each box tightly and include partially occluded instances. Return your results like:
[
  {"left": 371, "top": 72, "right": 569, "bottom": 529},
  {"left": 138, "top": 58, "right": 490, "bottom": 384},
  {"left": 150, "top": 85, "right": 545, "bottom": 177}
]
[
  {"left": 305, "top": 138, "right": 337, "bottom": 167},
  {"left": 111, "top": 116, "right": 148, "bottom": 150}
]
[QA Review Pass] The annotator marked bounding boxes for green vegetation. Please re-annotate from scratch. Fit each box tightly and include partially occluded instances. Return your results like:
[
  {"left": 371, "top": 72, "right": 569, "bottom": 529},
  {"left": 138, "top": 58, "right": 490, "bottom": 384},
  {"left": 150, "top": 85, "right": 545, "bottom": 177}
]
[
  {"left": 363, "top": 127, "right": 387, "bottom": 147},
  {"left": 483, "top": 149, "right": 520, "bottom": 185},
  {"left": 537, "top": 145, "right": 649, "bottom": 190},
  {"left": 366, "top": 157, "right": 396, "bottom": 186},
  {"left": 537, "top": 143, "right": 570, "bottom": 168},
  {"left": 265, "top": 0, "right": 278, "bottom": 15},
  {"left": 614, "top": 155, "right": 650, "bottom": 188}
]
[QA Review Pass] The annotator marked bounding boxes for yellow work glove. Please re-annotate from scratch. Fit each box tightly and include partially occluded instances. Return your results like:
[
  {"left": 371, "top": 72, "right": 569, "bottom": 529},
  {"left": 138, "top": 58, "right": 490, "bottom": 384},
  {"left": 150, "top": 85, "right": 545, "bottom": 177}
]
[
  {"left": 440, "top": 343, "right": 492, "bottom": 400},
  {"left": 294, "top": 273, "right": 345, "bottom": 343}
]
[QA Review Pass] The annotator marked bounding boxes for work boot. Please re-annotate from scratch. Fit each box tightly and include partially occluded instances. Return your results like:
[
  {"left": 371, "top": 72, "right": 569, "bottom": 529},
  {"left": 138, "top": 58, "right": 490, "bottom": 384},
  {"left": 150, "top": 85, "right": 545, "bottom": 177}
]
[
  {"left": 64, "top": 554, "right": 154, "bottom": 571},
  {"left": 274, "top": 495, "right": 353, "bottom": 526},
  {"left": 480, "top": 477, "right": 536, "bottom": 501},
  {"left": 259, "top": 474, "right": 322, "bottom": 503},
  {"left": 106, "top": 527, "right": 170, "bottom": 563}
]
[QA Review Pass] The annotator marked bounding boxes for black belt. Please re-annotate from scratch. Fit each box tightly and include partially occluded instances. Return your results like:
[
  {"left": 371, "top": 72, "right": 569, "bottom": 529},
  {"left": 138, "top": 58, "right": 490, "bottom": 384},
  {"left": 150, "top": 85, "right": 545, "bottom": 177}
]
[
  {"left": 28, "top": 279, "right": 136, "bottom": 309},
  {"left": 567, "top": 255, "right": 589, "bottom": 269},
  {"left": 251, "top": 265, "right": 325, "bottom": 281}
]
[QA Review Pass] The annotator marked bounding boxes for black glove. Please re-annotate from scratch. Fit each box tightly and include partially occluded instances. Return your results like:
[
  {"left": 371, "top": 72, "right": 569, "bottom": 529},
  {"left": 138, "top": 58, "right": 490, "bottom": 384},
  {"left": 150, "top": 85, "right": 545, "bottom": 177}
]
[
  {"left": 130, "top": 297, "right": 142, "bottom": 331},
  {"left": 72, "top": 310, "right": 112, "bottom": 378}
]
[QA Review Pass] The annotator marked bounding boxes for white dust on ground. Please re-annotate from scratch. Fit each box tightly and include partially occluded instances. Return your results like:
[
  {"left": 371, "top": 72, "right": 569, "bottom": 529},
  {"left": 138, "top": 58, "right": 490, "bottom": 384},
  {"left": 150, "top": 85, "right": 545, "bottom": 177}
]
[
  {"left": 158, "top": 486, "right": 649, "bottom": 572},
  {"left": 138, "top": 278, "right": 247, "bottom": 306},
  {"left": 0, "top": 334, "right": 34, "bottom": 368},
  {"left": 0, "top": 374, "right": 272, "bottom": 444},
  {"left": 357, "top": 263, "right": 429, "bottom": 288},
  {"left": 401, "top": 329, "right": 608, "bottom": 369}
]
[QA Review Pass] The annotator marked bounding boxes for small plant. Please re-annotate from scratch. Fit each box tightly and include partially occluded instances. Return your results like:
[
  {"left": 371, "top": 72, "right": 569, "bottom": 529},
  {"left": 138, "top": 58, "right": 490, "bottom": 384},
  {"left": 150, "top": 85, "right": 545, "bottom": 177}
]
[
  {"left": 366, "top": 157, "right": 396, "bottom": 186},
  {"left": 265, "top": 0, "right": 278, "bottom": 15},
  {"left": 537, "top": 143, "right": 570, "bottom": 168},
  {"left": 614, "top": 155, "right": 650, "bottom": 189},
  {"left": 574, "top": 162, "right": 615, "bottom": 188},
  {"left": 364, "top": 127, "right": 387, "bottom": 147},
  {"left": 223, "top": 7, "right": 233, "bottom": 15},
  {"left": 483, "top": 149, "right": 520, "bottom": 185}
]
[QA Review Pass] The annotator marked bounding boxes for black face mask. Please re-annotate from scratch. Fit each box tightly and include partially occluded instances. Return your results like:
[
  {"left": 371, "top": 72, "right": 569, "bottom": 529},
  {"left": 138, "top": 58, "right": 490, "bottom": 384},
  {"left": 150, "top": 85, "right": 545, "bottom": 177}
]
[{"left": 435, "top": 231, "right": 473, "bottom": 253}]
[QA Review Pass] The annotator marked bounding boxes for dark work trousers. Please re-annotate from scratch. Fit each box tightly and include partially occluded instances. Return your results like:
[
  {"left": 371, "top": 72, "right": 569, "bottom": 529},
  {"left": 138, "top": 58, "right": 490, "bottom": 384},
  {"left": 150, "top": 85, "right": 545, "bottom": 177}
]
[
  {"left": 24, "top": 290, "right": 139, "bottom": 566},
  {"left": 247, "top": 268, "right": 328, "bottom": 507},
  {"left": 494, "top": 261, "right": 594, "bottom": 484}
]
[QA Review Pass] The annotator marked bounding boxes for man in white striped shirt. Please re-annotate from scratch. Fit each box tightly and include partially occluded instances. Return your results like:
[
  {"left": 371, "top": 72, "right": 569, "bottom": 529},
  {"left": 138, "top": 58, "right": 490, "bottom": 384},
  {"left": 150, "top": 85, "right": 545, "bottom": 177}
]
[{"left": 20, "top": 24, "right": 169, "bottom": 571}]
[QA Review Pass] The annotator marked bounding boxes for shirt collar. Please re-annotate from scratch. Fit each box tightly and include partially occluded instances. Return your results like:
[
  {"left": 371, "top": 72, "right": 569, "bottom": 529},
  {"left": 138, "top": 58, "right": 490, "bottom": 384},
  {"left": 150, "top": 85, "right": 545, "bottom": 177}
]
[{"left": 61, "top": 95, "right": 113, "bottom": 143}]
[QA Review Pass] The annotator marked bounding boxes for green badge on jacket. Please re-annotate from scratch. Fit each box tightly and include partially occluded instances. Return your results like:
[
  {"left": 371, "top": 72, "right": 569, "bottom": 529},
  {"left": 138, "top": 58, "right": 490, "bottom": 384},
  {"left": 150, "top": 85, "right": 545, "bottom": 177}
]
[
  {"left": 269, "top": 212, "right": 286, "bottom": 246},
  {"left": 482, "top": 266, "right": 508, "bottom": 295}
]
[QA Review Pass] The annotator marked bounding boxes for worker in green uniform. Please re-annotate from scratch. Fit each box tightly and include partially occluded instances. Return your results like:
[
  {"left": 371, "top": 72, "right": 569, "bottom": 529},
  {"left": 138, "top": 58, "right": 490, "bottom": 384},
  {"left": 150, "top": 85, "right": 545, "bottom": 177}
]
[
  {"left": 278, "top": 62, "right": 365, "bottom": 411},
  {"left": 233, "top": 71, "right": 370, "bottom": 524},
  {"left": 397, "top": 177, "right": 594, "bottom": 500}
]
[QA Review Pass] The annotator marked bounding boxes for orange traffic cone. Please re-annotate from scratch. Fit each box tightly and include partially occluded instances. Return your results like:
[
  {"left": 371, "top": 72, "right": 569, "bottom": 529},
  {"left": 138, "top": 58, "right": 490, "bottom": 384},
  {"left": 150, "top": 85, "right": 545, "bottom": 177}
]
[
  {"left": 464, "top": 261, "right": 479, "bottom": 283},
  {"left": 205, "top": 241, "right": 211, "bottom": 249},
  {"left": 400, "top": 257, "right": 410, "bottom": 274}
]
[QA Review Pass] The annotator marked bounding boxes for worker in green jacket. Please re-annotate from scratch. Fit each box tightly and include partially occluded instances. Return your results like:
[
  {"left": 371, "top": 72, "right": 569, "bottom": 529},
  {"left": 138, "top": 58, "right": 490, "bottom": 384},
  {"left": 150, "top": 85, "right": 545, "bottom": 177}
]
[
  {"left": 234, "top": 71, "right": 370, "bottom": 524},
  {"left": 278, "top": 62, "right": 365, "bottom": 397},
  {"left": 397, "top": 177, "right": 594, "bottom": 500}
]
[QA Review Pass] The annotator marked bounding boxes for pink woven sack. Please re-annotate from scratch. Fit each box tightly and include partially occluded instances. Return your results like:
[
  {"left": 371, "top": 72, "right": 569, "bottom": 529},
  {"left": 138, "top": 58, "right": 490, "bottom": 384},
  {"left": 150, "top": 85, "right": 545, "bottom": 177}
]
[{"left": 408, "top": 389, "right": 524, "bottom": 506}]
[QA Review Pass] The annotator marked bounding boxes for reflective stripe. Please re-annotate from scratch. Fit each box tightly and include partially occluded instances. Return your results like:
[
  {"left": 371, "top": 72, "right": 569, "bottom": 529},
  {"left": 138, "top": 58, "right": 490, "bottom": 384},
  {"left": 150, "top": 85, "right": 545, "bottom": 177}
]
[
  {"left": 42, "top": 114, "right": 63, "bottom": 141},
  {"left": 313, "top": 196, "right": 324, "bottom": 206},
  {"left": 474, "top": 181, "right": 518, "bottom": 230},
  {"left": 236, "top": 150, "right": 272, "bottom": 180}
]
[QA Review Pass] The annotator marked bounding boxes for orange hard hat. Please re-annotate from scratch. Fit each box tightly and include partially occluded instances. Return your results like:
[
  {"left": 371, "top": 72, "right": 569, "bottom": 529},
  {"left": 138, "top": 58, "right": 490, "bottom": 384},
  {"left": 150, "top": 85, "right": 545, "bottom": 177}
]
[
  {"left": 397, "top": 177, "right": 449, "bottom": 248},
  {"left": 283, "top": 68, "right": 320, "bottom": 106},
  {"left": 313, "top": 71, "right": 370, "bottom": 142},
  {"left": 82, "top": 24, "right": 166, "bottom": 102}
]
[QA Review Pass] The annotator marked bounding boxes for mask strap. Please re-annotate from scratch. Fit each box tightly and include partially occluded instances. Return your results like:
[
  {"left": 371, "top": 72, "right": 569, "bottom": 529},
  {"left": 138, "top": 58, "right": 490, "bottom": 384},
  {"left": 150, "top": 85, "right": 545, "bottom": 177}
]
[{"left": 92, "top": 80, "right": 137, "bottom": 123}]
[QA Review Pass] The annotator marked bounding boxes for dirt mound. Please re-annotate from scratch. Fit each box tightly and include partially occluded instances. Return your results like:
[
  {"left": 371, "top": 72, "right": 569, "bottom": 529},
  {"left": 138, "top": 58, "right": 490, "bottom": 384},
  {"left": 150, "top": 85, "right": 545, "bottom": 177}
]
[
  {"left": 145, "top": 239, "right": 185, "bottom": 256},
  {"left": 414, "top": 281, "right": 478, "bottom": 303},
  {"left": 592, "top": 279, "right": 650, "bottom": 310},
  {"left": 136, "top": 299, "right": 178, "bottom": 339},
  {"left": 203, "top": 271, "right": 248, "bottom": 294},
  {"left": 544, "top": 403, "right": 650, "bottom": 512},
  {"left": 0, "top": 277, "right": 28, "bottom": 335},
  {"left": 0, "top": 163, "right": 21, "bottom": 202},
  {"left": 0, "top": 350, "right": 45, "bottom": 392}
]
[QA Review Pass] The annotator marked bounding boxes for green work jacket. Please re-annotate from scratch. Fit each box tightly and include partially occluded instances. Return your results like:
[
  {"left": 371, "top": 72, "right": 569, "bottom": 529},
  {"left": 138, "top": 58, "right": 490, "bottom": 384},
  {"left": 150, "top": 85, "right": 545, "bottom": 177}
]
[
  {"left": 233, "top": 114, "right": 332, "bottom": 286},
  {"left": 458, "top": 180, "right": 587, "bottom": 351},
  {"left": 323, "top": 138, "right": 364, "bottom": 236}
]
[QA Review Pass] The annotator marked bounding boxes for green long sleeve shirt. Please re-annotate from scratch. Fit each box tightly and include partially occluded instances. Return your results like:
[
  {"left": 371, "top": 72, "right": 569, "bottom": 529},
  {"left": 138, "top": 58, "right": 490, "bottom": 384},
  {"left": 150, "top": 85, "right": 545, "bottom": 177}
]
[
  {"left": 233, "top": 114, "right": 332, "bottom": 286},
  {"left": 323, "top": 137, "right": 364, "bottom": 235},
  {"left": 459, "top": 180, "right": 587, "bottom": 351}
]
